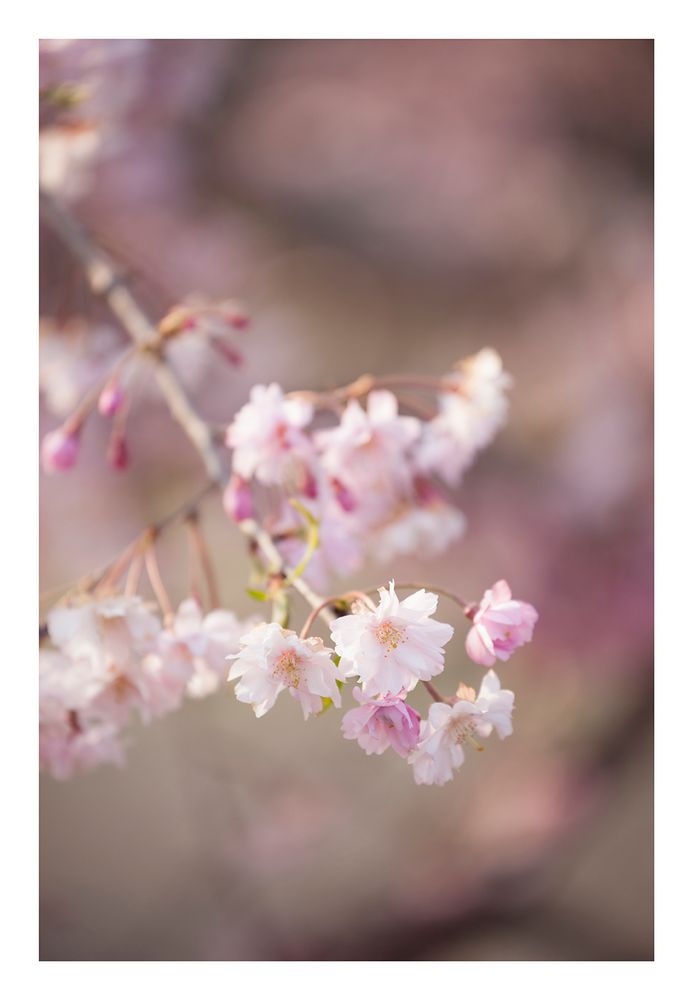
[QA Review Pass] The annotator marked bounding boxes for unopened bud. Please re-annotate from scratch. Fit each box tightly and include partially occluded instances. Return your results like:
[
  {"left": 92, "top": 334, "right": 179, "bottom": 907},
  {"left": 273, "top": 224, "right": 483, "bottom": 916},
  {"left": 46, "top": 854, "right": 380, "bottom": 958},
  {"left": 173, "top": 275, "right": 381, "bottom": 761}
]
[
  {"left": 107, "top": 433, "right": 129, "bottom": 471},
  {"left": 223, "top": 475, "right": 253, "bottom": 522},
  {"left": 98, "top": 378, "right": 126, "bottom": 417},
  {"left": 212, "top": 337, "right": 243, "bottom": 368},
  {"left": 41, "top": 427, "right": 80, "bottom": 473}
]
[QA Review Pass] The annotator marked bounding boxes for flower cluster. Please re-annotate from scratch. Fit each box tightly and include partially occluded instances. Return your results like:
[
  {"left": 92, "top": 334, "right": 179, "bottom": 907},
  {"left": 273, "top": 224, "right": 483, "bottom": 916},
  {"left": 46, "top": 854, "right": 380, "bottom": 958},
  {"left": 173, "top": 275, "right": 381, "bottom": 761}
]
[
  {"left": 227, "top": 579, "right": 537, "bottom": 786},
  {"left": 223, "top": 349, "right": 510, "bottom": 587},
  {"left": 40, "top": 595, "right": 257, "bottom": 779}
]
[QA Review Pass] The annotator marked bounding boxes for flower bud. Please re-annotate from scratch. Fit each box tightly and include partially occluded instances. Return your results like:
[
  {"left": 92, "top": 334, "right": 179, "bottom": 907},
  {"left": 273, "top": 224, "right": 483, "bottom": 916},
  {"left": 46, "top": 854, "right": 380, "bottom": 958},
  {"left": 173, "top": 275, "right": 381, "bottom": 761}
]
[
  {"left": 41, "top": 427, "right": 80, "bottom": 473},
  {"left": 98, "top": 378, "right": 126, "bottom": 417},
  {"left": 223, "top": 475, "right": 253, "bottom": 522},
  {"left": 107, "top": 433, "right": 129, "bottom": 471},
  {"left": 211, "top": 337, "right": 243, "bottom": 368}
]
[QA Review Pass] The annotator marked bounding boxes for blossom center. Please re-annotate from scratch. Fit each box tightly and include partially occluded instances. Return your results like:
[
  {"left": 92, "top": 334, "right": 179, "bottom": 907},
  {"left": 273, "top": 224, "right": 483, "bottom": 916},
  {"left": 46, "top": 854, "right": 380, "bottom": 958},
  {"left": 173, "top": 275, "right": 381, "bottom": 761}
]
[
  {"left": 273, "top": 649, "right": 303, "bottom": 688},
  {"left": 449, "top": 716, "right": 481, "bottom": 748},
  {"left": 373, "top": 620, "right": 406, "bottom": 653}
]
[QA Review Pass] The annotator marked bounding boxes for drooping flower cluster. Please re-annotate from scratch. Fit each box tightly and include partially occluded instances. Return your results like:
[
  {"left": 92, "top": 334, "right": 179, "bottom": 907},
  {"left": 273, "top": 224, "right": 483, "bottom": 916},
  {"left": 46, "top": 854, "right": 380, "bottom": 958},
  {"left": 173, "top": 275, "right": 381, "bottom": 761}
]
[
  {"left": 223, "top": 349, "right": 510, "bottom": 587},
  {"left": 40, "top": 595, "right": 257, "bottom": 779},
  {"left": 227, "top": 580, "right": 537, "bottom": 786}
]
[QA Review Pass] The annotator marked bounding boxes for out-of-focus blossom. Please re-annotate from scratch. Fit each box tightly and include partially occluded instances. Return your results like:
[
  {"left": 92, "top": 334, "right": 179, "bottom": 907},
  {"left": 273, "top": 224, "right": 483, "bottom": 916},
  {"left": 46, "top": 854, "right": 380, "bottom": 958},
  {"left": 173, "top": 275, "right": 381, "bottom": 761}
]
[
  {"left": 416, "top": 349, "right": 511, "bottom": 486},
  {"left": 39, "top": 40, "right": 149, "bottom": 199},
  {"left": 222, "top": 474, "right": 254, "bottom": 523},
  {"left": 465, "top": 579, "right": 538, "bottom": 667},
  {"left": 375, "top": 487, "right": 466, "bottom": 562},
  {"left": 46, "top": 596, "right": 162, "bottom": 724},
  {"left": 315, "top": 391, "right": 421, "bottom": 526},
  {"left": 39, "top": 649, "right": 126, "bottom": 780},
  {"left": 150, "top": 598, "right": 258, "bottom": 700},
  {"left": 41, "top": 427, "right": 80, "bottom": 473},
  {"left": 226, "top": 383, "right": 314, "bottom": 487},
  {"left": 409, "top": 670, "right": 514, "bottom": 785},
  {"left": 330, "top": 582, "right": 454, "bottom": 697},
  {"left": 227, "top": 622, "right": 342, "bottom": 719},
  {"left": 341, "top": 688, "right": 421, "bottom": 758}
]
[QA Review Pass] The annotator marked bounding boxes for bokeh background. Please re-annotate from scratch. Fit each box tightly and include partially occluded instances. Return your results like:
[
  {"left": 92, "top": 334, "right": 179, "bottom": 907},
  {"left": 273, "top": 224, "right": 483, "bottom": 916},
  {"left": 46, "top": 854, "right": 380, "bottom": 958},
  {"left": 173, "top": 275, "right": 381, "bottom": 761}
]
[{"left": 39, "top": 39, "right": 653, "bottom": 960}]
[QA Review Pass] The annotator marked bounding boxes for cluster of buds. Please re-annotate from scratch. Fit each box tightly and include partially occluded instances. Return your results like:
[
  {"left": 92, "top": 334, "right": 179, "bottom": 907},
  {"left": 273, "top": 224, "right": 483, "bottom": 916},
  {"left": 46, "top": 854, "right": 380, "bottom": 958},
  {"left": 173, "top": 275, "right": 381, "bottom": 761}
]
[
  {"left": 40, "top": 297, "right": 251, "bottom": 477},
  {"left": 158, "top": 298, "right": 249, "bottom": 368},
  {"left": 227, "top": 579, "right": 537, "bottom": 787}
]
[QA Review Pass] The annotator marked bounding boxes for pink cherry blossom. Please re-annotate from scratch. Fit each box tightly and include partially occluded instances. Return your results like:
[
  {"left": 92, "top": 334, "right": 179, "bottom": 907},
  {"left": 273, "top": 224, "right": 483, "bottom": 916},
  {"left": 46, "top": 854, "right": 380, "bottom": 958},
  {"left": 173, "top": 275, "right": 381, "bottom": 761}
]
[
  {"left": 415, "top": 349, "right": 511, "bottom": 487},
  {"left": 152, "top": 598, "right": 259, "bottom": 700},
  {"left": 46, "top": 596, "right": 163, "bottom": 724},
  {"left": 315, "top": 391, "right": 421, "bottom": 527},
  {"left": 465, "top": 579, "right": 538, "bottom": 667},
  {"left": 227, "top": 622, "right": 343, "bottom": 719},
  {"left": 39, "top": 650, "right": 126, "bottom": 780},
  {"left": 330, "top": 582, "right": 454, "bottom": 697},
  {"left": 225, "top": 383, "right": 314, "bottom": 487},
  {"left": 341, "top": 688, "right": 421, "bottom": 758},
  {"left": 409, "top": 670, "right": 514, "bottom": 785}
]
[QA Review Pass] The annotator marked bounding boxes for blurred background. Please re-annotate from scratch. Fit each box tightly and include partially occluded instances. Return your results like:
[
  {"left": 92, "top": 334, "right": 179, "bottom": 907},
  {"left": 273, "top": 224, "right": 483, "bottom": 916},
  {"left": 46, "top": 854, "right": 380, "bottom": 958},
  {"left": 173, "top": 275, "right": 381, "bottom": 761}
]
[{"left": 39, "top": 39, "right": 653, "bottom": 960}]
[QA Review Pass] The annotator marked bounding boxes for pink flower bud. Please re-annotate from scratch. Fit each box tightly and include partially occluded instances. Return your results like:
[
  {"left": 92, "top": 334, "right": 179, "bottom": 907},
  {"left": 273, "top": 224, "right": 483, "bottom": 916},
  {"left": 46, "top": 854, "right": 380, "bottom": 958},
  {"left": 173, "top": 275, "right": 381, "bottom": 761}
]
[
  {"left": 41, "top": 427, "right": 80, "bottom": 473},
  {"left": 98, "top": 379, "right": 126, "bottom": 417},
  {"left": 212, "top": 338, "right": 243, "bottom": 368},
  {"left": 107, "top": 434, "right": 129, "bottom": 471},
  {"left": 223, "top": 475, "right": 253, "bottom": 522},
  {"left": 332, "top": 477, "right": 357, "bottom": 513}
]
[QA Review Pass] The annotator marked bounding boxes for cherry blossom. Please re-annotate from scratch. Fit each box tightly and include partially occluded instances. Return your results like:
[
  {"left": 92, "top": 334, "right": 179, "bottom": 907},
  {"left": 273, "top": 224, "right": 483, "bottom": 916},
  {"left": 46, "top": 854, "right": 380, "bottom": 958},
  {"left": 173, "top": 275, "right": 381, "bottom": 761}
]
[
  {"left": 330, "top": 582, "right": 454, "bottom": 697},
  {"left": 409, "top": 670, "right": 515, "bottom": 786},
  {"left": 227, "top": 622, "right": 343, "bottom": 719},
  {"left": 149, "top": 599, "right": 259, "bottom": 700},
  {"left": 416, "top": 348, "right": 511, "bottom": 486},
  {"left": 465, "top": 579, "right": 538, "bottom": 667},
  {"left": 341, "top": 688, "right": 421, "bottom": 758},
  {"left": 39, "top": 650, "right": 126, "bottom": 780},
  {"left": 315, "top": 391, "right": 421, "bottom": 527},
  {"left": 226, "top": 383, "right": 315, "bottom": 487},
  {"left": 46, "top": 596, "right": 163, "bottom": 724}
]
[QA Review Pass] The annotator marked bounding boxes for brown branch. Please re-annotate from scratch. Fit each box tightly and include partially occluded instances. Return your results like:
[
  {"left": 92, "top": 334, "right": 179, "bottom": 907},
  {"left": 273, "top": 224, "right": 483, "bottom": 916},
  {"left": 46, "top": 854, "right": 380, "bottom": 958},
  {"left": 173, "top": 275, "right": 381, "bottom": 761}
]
[
  {"left": 40, "top": 190, "right": 223, "bottom": 484},
  {"left": 40, "top": 192, "right": 334, "bottom": 627}
]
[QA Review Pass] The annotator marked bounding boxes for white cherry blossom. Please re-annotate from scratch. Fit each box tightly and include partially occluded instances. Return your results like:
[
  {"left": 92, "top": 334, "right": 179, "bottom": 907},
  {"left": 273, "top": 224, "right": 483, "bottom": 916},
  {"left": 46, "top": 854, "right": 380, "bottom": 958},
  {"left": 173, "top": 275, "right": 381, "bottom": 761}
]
[
  {"left": 330, "top": 582, "right": 454, "bottom": 697},
  {"left": 227, "top": 622, "right": 343, "bottom": 719},
  {"left": 409, "top": 670, "right": 514, "bottom": 786}
]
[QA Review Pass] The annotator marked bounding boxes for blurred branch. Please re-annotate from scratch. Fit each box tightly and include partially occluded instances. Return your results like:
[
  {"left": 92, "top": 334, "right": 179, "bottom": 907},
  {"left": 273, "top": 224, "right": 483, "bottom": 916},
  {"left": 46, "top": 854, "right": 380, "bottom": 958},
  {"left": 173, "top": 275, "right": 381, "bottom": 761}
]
[
  {"left": 39, "top": 191, "right": 333, "bottom": 625},
  {"left": 40, "top": 191, "right": 223, "bottom": 484}
]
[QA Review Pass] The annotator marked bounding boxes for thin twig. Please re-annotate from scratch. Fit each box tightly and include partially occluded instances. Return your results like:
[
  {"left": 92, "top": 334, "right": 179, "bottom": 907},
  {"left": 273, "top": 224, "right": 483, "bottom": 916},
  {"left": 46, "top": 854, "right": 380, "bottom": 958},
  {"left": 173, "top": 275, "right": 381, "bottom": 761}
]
[{"left": 40, "top": 192, "right": 337, "bottom": 626}]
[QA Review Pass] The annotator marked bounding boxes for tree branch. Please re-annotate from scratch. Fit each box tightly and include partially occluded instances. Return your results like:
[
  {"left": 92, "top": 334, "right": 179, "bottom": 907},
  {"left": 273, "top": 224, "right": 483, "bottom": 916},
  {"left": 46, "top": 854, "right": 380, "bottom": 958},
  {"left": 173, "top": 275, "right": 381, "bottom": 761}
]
[{"left": 40, "top": 191, "right": 333, "bottom": 625}]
